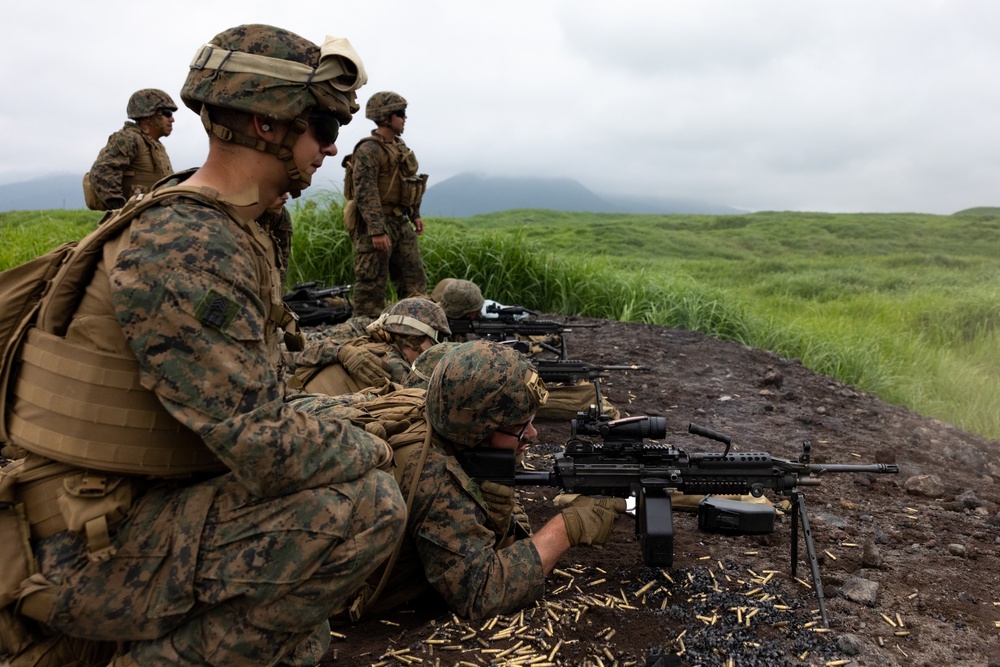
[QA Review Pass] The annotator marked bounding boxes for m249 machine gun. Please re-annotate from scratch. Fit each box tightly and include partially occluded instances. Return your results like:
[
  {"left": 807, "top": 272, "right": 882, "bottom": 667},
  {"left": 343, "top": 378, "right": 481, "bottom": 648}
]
[
  {"left": 282, "top": 281, "right": 353, "bottom": 327},
  {"left": 458, "top": 411, "right": 899, "bottom": 627}
]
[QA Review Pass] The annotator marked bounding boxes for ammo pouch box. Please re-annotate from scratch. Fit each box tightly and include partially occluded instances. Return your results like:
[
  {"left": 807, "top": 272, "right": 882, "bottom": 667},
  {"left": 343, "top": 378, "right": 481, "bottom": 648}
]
[
  {"left": 698, "top": 496, "right": 776, "bottom": 534},
  {"left": 398, "top": 173, "right": 427, "bottom": 210}
]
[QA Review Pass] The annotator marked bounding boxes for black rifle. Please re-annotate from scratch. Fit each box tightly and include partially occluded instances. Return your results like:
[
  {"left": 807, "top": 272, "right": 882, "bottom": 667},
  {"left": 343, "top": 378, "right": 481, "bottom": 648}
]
[
  {"left": 283, "top": 281, "right": 353, "bottom": 327},
  {"left": 532, "top": 359, "right": 650, "bottom": 384},
  {"left": 458, "top": 411, "right": 899, "bottom": 627},
  {"left": 447, "top": 306, "right": 600, "bottom": 360}
]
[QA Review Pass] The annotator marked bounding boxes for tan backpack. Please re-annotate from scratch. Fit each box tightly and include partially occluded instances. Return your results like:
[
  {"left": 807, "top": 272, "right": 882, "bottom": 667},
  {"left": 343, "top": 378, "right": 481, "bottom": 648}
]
[{"left": 0, "top": 186, "right": 232, "bottom": 475}]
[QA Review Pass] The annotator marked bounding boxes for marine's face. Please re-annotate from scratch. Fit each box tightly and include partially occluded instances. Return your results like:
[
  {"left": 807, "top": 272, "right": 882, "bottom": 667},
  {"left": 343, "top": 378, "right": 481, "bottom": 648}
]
[
  {"left": 291, "top": 122, "right": 338, "bottom": 182},
  {"left": 488, "top": 420, "right": 537, "bottom": 457},
  {"left": 155, "top": 109, "right": 174, "bottom": 138},
  {"left": 389, "top": 108, "right": 406, "bottom": 135}
]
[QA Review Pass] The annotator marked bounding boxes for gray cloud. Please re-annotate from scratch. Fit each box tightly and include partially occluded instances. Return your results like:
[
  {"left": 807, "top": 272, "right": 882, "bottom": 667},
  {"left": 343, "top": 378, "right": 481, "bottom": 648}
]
[{"left": 2, "top": 0, "right": 998, "bottom": 214}]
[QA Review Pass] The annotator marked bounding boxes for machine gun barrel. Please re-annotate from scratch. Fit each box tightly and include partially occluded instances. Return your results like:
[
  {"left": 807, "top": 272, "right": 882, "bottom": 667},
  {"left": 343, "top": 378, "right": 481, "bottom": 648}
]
[{"left": 533, "top": 359, "right": 650, "bottom": 384}]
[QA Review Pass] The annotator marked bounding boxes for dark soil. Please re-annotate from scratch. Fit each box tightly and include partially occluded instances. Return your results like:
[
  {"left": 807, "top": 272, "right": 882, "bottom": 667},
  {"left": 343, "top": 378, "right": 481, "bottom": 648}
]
[{"left": 334, "top": 317, "right": 1000, "bottom": 667}]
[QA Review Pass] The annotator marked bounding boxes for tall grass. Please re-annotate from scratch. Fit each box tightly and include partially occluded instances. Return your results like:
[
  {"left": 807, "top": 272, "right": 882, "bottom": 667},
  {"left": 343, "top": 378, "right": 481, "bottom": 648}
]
[{"left": 3, "top": 200, "right": 999, "bottom": 439}]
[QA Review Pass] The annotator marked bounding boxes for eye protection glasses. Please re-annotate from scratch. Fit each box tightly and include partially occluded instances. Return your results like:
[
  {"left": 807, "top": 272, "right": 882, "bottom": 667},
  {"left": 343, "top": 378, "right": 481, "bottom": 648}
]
[{"left": 309, "top": 112, "right": 340, "bottom": 146}]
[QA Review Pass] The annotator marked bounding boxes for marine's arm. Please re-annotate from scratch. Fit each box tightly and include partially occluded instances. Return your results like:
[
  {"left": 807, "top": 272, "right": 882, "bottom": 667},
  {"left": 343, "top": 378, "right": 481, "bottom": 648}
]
[
  {"left": 408, "top": 454, "right": 546, "bottom": 621},
  {"left": 89, "top": 128, "right": 141, "bottom": 209},
  {"left": 110, "top": 199, "right": 389, "bottom": 497},
  {"left": 352, "top": 140, "right": 389, "bottom": 239}
]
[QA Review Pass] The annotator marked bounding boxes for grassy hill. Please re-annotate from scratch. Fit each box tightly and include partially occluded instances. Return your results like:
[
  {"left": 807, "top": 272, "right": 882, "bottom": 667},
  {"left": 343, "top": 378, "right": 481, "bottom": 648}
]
[{"left": 4, "top": 201, "right": 1000, "bottom": 440}]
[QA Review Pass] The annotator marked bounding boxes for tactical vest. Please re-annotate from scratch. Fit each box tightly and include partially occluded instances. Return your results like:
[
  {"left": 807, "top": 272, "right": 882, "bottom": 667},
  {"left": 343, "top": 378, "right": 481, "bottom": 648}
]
[
  {"left": 121, "top": 132, "right": 173, "bottom": 200},
  {"left": 2, "top": 184, "right": 298, "bottom": 476},
  {"left": 83, "top": 128, "right": 174, "bottom": 211},
  {"left": 343, "top": 136, "right": 428, "bottom": 214}
]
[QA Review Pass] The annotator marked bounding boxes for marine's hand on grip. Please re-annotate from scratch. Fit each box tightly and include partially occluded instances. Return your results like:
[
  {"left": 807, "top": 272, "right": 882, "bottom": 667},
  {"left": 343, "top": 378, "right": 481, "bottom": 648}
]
[{"left": 557, "top": 494, "right": 627, "bottom": 546}]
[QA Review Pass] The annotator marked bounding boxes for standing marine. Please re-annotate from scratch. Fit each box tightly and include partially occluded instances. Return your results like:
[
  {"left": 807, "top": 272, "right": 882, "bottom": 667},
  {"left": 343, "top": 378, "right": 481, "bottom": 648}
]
[
  {"left": 85, "top": 88, "right": 177, "bottom": 210},
  {"left": 343, "top": 91, "right": 429, "bottom": 317},
  {"left": 1, "top": 24, "right": 404, "bottom": 667}
]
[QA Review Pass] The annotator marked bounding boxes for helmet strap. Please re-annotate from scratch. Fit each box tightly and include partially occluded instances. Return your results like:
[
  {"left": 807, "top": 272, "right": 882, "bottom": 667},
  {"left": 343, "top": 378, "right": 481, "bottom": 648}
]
[{"left": 199, "top": 107, "right": 313, "bottom": 197}]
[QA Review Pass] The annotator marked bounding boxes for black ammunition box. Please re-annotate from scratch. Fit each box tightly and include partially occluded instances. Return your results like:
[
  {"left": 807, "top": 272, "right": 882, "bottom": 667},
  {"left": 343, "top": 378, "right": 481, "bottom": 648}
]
[{"left": 698, "top": 497, "right": 775, "bottom": 534}]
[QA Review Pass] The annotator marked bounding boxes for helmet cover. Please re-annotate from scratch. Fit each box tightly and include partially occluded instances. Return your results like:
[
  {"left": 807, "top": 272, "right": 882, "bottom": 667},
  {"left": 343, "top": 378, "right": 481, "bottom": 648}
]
[
  {"left": 127, "top": 89, "right": 178, "bottom": 119},
  {"left": 426, "top": 340, "right": 548, "bottom": 447}
]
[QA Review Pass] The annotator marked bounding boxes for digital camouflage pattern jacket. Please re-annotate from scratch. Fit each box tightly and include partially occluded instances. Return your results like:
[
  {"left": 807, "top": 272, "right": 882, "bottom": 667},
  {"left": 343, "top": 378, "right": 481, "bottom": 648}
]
[{"left": 89, "top": 122, "right": 173, "bottom": 209}]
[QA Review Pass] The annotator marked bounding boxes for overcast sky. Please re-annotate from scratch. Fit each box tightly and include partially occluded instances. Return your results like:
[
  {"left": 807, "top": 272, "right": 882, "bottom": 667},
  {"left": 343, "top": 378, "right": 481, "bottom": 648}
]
[{"left": 3, "top": 1, "right": 998, "bottom": 214}]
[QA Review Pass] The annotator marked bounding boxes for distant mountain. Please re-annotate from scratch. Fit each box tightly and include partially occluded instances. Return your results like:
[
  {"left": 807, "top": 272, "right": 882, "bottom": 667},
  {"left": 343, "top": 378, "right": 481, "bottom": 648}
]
[
  {"left": 0, "top": 171, "right": 747, "bottom": 217},
  {"left": 421, "top": 172, "right": 747, "bottom": 217},
  {"left": 0, "top": 174, "right": 86, "bottom": 212}
]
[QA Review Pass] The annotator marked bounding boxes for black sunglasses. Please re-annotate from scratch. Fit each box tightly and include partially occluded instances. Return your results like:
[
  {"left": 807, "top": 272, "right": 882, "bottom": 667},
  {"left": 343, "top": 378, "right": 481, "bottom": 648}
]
[
  {"left": 309, "top": 112, "right": 340, "bottom": 146},
  {"left": 495, "top": 422, "right": 530, "bottom": 441},
  {"left": 393, "top": 109, "right": 407, "bottom": 119},
  {"left": 160, "top": 109, "right": 174, "bottom": 118}
]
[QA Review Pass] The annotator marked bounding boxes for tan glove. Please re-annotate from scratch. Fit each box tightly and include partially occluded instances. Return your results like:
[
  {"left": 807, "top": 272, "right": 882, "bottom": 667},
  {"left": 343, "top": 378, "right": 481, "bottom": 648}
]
[
  {"left": 559, "top": 495, "right": 627, "bottom": 546},
  {"left": 337, "top": 345, "right": 391, "bottom": 387},
  {"left": 478, "top": 481, "right": 517, "bottom": 534}
]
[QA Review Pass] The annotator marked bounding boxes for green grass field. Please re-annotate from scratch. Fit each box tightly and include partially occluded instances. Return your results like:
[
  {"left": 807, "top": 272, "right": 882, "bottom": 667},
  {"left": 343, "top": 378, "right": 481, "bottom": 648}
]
[{"left": 3, "top": 200, "right": 999, "bottom": 439}]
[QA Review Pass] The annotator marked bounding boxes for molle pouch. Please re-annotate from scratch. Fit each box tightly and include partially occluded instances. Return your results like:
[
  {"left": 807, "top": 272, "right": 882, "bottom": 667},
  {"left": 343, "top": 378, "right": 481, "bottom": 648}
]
[
  {"left": 400, "top": 148, "right": 419, "bottom": 177},
  {"left": 343, "top": 198, "right": 358, "bottom": 233},
  {"left": 82, "top": 172, "right": 107, "bottom": 211},
  {"left": 56, "top": 472, "right": 134, "bottom": 563},
  {"left": 698, "top": 496, "right": 775, "bottom": 535},
  {"left": 399, "top": 174, "right": 428, "bottom": 209},
  {"left": 0, "top": 465, "right": 36, "bottom": 608}
]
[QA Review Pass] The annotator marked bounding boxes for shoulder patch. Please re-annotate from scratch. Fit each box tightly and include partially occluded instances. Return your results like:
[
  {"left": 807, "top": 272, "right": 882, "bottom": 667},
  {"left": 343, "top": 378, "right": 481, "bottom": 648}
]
[{"left": 196, "top": 289, "right": 240, "bottom": 330}]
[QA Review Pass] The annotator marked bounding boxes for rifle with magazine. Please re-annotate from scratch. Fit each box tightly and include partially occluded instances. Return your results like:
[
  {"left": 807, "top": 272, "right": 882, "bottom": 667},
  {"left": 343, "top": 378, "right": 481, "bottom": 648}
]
[
  {"left": 282, "top": 281, "right": 353, "bottom": 327},
  {"left": 458, "top": 410, "right": 899, "bottom": 627},
  {"left": 447, "top": 304, "right": 600, "bottom": 359}
]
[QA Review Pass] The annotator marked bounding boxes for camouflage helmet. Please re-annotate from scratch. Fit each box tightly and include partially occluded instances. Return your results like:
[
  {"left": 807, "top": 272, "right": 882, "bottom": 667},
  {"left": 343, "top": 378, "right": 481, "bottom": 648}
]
[
  {"left": 440, "top": 279, "right": 484, "bottom": 319},
  {"left": 366, "top": 91, "right": 407, "bottom": 123},
  {"left": 405, "top": 341, "right": 462, "bottom": 390},
  {"left": 430, "top": 278, "right": 455, "bottom": 304},
  {"left": 127, "top": 89, "right": 178, "bottom": 120},
  {"left": 368, "top": 298, "right": 451, "bottom": 342},
  {"left": 181, "top": 24, "right": 367, "bottom": 197},
  {"left": 426, "top": 340, "right": 549, "bottom": 448},
  {"left": 182, "top": 24, "right": 367, "bottom": 123}
]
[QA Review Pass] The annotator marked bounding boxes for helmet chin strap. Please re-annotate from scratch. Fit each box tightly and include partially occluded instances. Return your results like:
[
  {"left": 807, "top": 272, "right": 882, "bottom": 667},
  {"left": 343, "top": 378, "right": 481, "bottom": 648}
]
[{"left": 199, "top": 107, "right": 313, "bottom": 197}]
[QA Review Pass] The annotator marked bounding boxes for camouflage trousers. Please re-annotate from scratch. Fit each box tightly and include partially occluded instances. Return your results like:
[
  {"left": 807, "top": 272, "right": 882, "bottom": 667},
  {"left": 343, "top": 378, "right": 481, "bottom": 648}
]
[
  {"left": 351, "top": 216, "right": 427, "bottom": 317},
  {"left": 31, "top": 468, "right": 405, "bottom": 666}
]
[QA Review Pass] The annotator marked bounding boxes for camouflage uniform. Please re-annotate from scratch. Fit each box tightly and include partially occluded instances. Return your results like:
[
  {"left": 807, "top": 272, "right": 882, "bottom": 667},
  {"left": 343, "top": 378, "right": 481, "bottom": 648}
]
[
  {"left": 348, "top": 113, "right": 428, "bottom": 316},
  {"left": 329, "top": 343, "right": 550, "bottom": 621},
  {"left": 88, "top": 89, "right": 177, "bottom": 210},
  {"left": 7, "top": 25, "right": 405, "bottom": 667},
  {"left": 89, "top": 123, "right": 174, "bottom": 210},
  {"left": 366, "top": 425, "right": 545, "bottom": 620},
  {"left": 291, "top": 298, "right": 449, "bottom": 395}
]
